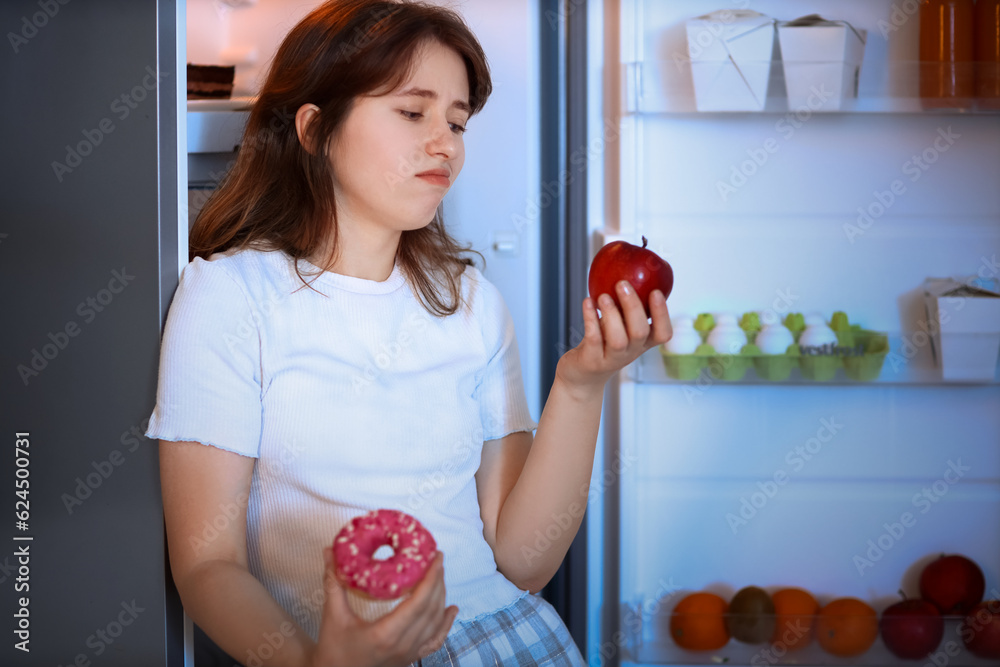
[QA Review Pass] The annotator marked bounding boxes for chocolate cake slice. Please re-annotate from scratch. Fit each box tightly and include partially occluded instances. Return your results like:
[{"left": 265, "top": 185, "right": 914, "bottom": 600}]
[{"left": 187, "top": 64, "right": 235, "bottom": 99}]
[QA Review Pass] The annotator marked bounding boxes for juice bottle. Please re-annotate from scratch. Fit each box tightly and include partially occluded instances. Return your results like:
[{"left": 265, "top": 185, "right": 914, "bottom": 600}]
[
  {"left": 977, "top": 0, "right": 1000, "bottom": 109},
  {"left": 919, "top": 0, "right": 975, "bottom": 109}
]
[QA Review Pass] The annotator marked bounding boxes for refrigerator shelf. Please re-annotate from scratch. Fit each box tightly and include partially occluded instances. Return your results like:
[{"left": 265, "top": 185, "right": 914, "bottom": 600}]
[
  {"left": 620, "top": 618, "right": 1000, "bottom": 667},
  {"left": 623, "top": 61, "right": 1000, "bottom": 116},
  {"left": 627, "top": 336, "right": 1000, "bottom": 386}
]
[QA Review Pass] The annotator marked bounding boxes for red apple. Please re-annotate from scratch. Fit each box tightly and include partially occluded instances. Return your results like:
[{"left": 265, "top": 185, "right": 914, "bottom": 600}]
[
  {"left": 920, "top": 554, "right": 985, "bottom": 615},
  {"left": 961, "top": 601, "right": 1000, "bottom": 659},
  {"left": 880, "top": 598, "right": 944, "bottom": 660},
  {"left": 588, "top": 236, "right": 673, "bottom": 317}
]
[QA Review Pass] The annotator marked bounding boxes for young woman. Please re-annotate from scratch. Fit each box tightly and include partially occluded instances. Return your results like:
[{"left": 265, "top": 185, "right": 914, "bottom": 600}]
[{"left": 147, "top": 1, "right": 672, "bottom": 665}]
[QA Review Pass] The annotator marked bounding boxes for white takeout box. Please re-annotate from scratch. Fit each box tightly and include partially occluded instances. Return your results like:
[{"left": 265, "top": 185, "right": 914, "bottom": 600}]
[
  {"left": 686, "top": 10, "right": 777, "bottom": 112},
  {"left": 923, "top": 278, "right": 1000, "bottom": 382},
  {"left": 777, "top": 15, "right": 867, "bottom": 112}
]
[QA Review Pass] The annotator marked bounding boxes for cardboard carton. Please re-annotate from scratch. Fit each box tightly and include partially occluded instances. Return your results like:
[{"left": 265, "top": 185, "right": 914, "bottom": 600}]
[
  {"left": 686, "top": 10, "right": 777, "bottom": 112},
  {"left": 777, "top": 15, "right": 867, "bottom": 112},
  {"left": 923, "top": 278, "right": 1000, "bottom": 382}
]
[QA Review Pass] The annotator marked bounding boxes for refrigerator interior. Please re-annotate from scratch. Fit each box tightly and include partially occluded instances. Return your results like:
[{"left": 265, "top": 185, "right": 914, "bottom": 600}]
[{"left": 587, "top": 1, "right": 1000, "bottom": 666}]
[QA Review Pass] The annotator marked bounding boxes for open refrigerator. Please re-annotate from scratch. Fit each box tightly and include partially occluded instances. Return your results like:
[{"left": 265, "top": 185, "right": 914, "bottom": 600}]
[{"left": 577, "top": 1, "right": 1000, "bottom": 666}]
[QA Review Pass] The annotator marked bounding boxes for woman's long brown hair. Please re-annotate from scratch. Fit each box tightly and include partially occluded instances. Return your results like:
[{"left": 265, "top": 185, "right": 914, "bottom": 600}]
[{"left": 189, "top": 0, "right": 492, "bottom": 316}]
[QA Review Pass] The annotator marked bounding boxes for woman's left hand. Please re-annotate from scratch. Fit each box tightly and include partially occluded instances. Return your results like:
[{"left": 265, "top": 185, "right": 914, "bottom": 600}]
[{"left": 556, "top": 280, "right": 672, "bottom": 397}]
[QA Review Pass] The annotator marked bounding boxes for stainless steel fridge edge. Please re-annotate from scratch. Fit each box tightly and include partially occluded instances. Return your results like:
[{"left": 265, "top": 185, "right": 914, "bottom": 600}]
[
  {"left": 159, "top": 1, "right": 190, "bottom": 664},
  {"left": 538, "top": 0, "right": 593, "bottom": 656},
  {"left": 0, "top": 0, "right": 185, "bottom": 663}
]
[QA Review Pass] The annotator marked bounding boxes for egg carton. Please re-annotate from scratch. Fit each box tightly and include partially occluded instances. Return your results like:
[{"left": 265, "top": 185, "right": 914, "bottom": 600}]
[{"left": 660, "top": 311, "right": 889, "bottom": 382}]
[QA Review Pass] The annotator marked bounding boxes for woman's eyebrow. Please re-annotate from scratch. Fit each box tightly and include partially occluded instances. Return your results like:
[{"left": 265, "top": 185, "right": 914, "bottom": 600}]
[{"left": 396, "top": 86, "right": 471, "bottom": 114}]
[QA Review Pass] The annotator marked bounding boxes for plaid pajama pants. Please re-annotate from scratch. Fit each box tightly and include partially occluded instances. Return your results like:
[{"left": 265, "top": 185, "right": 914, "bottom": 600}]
[{"left": 414, "top": 593, "right": 586, "bottom": 667}]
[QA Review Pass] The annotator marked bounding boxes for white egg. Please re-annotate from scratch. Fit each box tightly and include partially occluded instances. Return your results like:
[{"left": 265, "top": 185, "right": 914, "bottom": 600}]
[
  {"left": 756, "top": 310, "right": 782, "bottom": 327},
  {"left": 665, "top": 329, "right": 702, "bottom": 355},
  {"left": 713, "top": 313, "right": 738, "bottom": 327},
  {"left": 798, "top": 324, "right": 839, "bottom": 348},
  {"left": 671, "top": 316, "right": 695, "bottom": 331},
  {"left": 755, "top": 324, "right": 795, "bottom": 355},
  {"left": 706, "top": 324, "right": 747, "bottom": 354},
  {"left": 804, "top": 312, "right": 827, "bottom": 326}
]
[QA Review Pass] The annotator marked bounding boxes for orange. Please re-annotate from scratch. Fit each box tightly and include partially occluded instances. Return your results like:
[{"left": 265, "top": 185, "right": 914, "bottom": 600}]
[
  {"left": 815, "top": 598, "right": 879, "bottom": 657},
  {"left": 770, "top": 588, "right": 819, "bottom": 651},
  {"left": 669, "top": 592, "right": 730, "bottom": 651}
]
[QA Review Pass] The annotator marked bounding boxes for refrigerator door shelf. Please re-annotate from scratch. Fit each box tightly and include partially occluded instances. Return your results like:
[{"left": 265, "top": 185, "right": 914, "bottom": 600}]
[
  {"left": 187, "top": 102, "right": 252, "bottom": 153},
  {"left": 630, "top": 332, "right": 1000, "bottom": 385}
]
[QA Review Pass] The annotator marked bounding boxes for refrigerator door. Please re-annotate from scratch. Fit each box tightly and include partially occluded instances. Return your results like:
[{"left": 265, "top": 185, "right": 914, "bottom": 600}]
[
  {"left": 0, "top": 1, "right": 185, "bottom": 665},
  {"left": 585, "top": 1, "right": 1000, "bottom": 666}
]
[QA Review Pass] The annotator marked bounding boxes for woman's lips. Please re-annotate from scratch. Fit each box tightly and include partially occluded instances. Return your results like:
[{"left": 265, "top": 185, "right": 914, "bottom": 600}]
[{"left": 416, "top": 170, "right": 450, "bottom": 188}]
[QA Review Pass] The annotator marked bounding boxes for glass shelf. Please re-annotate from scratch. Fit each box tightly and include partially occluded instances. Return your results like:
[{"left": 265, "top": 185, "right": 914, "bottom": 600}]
[
  {"left": 627, "top": 335, "right": 1000, "bottom": 386},
  {"left": 624, "top": 60, "right": 1000, "bottom": 116},
  {"left": 620, "top": 602, "right": 999, "bottom": 667}
]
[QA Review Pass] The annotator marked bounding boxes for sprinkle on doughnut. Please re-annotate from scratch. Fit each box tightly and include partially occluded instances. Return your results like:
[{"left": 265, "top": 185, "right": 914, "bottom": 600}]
[{"left": 331, "top": 509, "right": 437, "bottom": 600}]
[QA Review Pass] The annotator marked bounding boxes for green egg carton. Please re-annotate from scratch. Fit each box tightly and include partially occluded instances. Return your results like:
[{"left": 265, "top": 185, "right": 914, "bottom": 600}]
[
  {"left": 666, "top": 311, "right": 889, "bottom": 383},
  {"left": 739, "top": 312, "right": 761, "bottom": 344},
  {"left": 659, "top": 351, "right": 705, "bottom": 380},
  {"left": 783, "top": 312, "right": 806, "bottom": 341},
  {"left": 799, "top": 353, "right": 841, "bottom": 381},
  {"left": 752, "top": 343, "right": 801, "bottom": 381},
  {"left": 693, "top": 313, "right": 715, "bottom": 341},
  {"left": 705, "top": 343, "right": 755, "bottom": 381},
  {"left": 843, "top": 329, "right": 890, "bottom": 381}
]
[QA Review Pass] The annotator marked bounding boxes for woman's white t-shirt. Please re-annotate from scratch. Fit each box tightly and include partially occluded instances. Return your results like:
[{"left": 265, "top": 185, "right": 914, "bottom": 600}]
[{"left": 145, "top": 246, "right": 537, "bottom": 638}]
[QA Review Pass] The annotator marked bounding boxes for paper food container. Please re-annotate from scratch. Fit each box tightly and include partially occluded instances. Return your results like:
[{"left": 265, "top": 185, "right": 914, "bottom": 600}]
[
  {"left": 686, "top": 10, "right": 777, "bottom": 112},
  {"left": 923, "top": 278, "right": 1000, "bottom": 382},
  {"left": 777, "top": 14, "right": 867, "bottom": 112}
]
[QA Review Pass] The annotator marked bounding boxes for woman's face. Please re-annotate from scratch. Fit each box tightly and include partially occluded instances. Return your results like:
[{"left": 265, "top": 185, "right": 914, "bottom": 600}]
[{"left": 328, "top": 40, "right": 470, "bottom": 239}]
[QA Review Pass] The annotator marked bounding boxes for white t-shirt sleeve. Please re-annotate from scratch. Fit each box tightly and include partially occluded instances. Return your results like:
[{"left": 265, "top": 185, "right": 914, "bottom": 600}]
[
  {"left": 145, "top": 257, "right": 263, "bottom": 458},
  {"left": 473, "top": 271, "right": 538, "bottom": 441}
]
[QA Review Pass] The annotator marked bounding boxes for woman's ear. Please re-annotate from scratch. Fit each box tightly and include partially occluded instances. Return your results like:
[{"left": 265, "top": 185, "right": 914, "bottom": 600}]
[{"left": 295, "top": 103, "right": 321, "bottom": 154}]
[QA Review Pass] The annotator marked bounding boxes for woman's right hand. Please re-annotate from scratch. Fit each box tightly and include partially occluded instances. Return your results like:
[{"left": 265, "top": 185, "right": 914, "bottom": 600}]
[{"left": 308, "top": 547, "right": 459, "bottom": 667}]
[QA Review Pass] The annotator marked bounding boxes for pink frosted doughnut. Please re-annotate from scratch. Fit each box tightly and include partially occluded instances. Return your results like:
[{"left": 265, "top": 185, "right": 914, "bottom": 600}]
[{"left": 332, "top": 509, "right": 437, "bottom": 599}]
